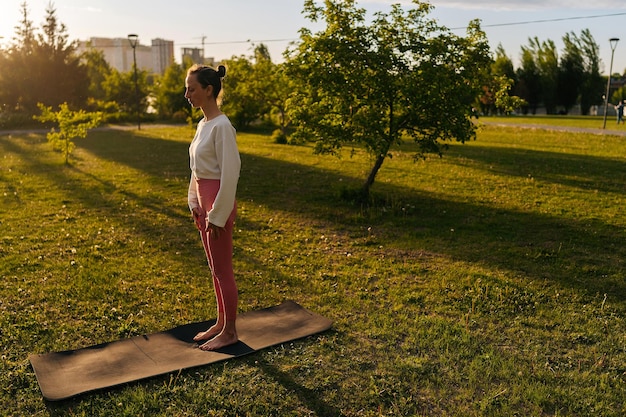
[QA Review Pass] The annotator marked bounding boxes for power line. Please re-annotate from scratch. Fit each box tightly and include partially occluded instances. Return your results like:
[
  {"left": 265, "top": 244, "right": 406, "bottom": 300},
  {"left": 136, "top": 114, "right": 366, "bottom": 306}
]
[
  {"left": 188, "top": 13, "right": 626, "bottom": 46},
  {"left": 177, "top": 38, "right": 296, "bottom": 48},
  {"left": 452, "top": 11, "right": 626, "bottom": 30},
  {"left": 80, "top": 12, "right": 626, "bottom": 51}
]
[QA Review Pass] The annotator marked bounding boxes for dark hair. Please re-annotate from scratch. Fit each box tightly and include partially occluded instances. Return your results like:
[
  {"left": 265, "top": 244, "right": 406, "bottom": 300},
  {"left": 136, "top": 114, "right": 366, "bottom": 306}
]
[{"left": 187, "top": 64, "right": 226, "bottom": 99}]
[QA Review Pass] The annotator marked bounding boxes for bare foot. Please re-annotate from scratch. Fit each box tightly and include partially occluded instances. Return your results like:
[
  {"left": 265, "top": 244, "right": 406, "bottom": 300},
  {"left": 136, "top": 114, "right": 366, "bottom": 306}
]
[
  {"left": 198, "top": 331, "right": 238, "bottom": 351},
  {"left": 193, "top": 324, "right": 222, "bottom": 342}
]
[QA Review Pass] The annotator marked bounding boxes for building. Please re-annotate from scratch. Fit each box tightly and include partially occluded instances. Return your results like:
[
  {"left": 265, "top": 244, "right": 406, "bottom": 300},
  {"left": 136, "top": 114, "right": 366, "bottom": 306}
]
[
  {"left": 152, "top": 38, "right": 175, "bottom": 75},
  {"left": 77, "top": 37, "right": 174, "bottom": 75},
  {"left": 181, "top": 47, "right": 214, "bottom": 66}
]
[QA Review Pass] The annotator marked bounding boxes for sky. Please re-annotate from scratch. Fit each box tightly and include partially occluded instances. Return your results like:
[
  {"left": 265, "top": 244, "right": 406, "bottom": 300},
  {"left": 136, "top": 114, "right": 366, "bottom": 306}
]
[{"left": 1, "top": 0, "right": 626, "bottom": 74}]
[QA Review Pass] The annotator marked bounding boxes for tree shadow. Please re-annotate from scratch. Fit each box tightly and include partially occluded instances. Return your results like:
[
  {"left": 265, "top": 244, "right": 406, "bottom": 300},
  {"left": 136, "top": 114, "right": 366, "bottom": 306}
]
[
  {"left": 449, "top": 143, "right": 626, "bottom": 194},
  {"left": 254, "top": 355, "right": 345, "bottom": 416},
  {"left": 71, "top": 129, "right": 626, "bottom": 299}
]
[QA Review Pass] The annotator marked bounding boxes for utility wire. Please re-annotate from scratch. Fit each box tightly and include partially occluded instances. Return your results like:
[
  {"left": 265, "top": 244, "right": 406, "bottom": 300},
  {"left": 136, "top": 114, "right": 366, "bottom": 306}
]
[
  {"left": 452, "top": 11, "right": 626, "bottom": 30},
  {"left": 178, "top": 38, "right": 296, "bottom": 48},
  {"left": 183, "top": 12, "right": 626, "bottom": 46},
  {"left": 80, "top": 12, "right": 626, "bottom": 49}
]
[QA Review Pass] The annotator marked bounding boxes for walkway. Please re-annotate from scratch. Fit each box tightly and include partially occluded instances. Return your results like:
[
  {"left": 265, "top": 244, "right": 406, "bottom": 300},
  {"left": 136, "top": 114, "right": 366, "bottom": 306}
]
[{"left": 479, "top": 120, "right": 626, "bottom": 137}]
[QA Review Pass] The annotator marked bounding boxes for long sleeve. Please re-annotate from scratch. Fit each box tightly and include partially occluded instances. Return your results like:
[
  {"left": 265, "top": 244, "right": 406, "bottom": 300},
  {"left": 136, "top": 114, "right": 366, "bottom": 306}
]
[
  {"left": 188, "top": 173, "right": 199, "bottom": 212},
  {"left": 207, "top": 123, "right": 240, "bottom": 227}
]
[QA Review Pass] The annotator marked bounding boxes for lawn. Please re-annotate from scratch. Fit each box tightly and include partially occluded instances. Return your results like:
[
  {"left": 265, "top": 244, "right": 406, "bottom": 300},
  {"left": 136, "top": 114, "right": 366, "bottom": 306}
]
[{"left": 1, "top": 122, "right": 625, "bottom": 416}]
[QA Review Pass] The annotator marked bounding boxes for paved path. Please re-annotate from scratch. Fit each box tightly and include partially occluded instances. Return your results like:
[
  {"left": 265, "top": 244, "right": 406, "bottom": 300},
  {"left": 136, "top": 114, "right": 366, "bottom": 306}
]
[
  {"left": 479, "top": 120, "right": 626, "bottom": 137},
  {"left": 2, "top": 121, "right": 626, "bottom": 137},
  {"left": 0, "top": 124, "right": 183, "bottom": 136}
]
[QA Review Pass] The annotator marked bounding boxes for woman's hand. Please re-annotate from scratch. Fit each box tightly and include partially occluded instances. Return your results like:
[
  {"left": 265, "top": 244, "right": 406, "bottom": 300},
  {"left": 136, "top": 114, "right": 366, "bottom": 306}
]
[
  {"left": 192, "top": 208, "right": 224, "bottom": 238},
  {"left": 207, "top": 222, "right": 225, "bottom": 239},
  {"left": 191, "top": 207, "right": 206, "bottom": 232}
]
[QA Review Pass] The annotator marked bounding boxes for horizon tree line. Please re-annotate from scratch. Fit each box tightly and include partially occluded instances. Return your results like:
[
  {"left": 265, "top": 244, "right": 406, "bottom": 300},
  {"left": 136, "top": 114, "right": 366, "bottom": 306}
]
[
  {"left": 1, "top": 1, "right": 624, "bottom": 196},
  {"left": 1, "top": 2, "right": 623, "bottom": 131}
]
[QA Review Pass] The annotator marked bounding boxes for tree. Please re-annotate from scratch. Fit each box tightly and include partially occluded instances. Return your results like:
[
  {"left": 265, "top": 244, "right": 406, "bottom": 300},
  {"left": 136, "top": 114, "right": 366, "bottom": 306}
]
[
  {"left": 532, "top": 38, "right": 560, "bottom": 114},
  {"left": 153, "top": 59, "right": 191, "bottom": 121},
  {"left": 286, "top": 0, "right": 491, "bottom": 198},
  {"left": 479, "top": 44, "right": 518, "bottom": 115},
  {"left": 558, "top": 32, "right": 585, "bottom": 114},
  {"left": 101, "top": 67, "right": 149, "bottom": 116},
  {"left": 0, "top": 2, "right": 88, "bottom": 113},
  {"left": 492, "top": 76, "right": 527, "bottom": 115},
  {"left": 251, "top": 45, "right": 294, "bottom": 137},
  {"left": 0, "top": 2, "right": 87, "bottom": 117},
  {"left": 492, "top": 44, "right": 516, "bottom": 81},
  {"left": 267, "top": 63, "right": 294, "bottom": 139},
  {"left": 610, "top": 86, "right": 626, "bottom": 104},
  {"left": 578, "top": 29, "right": 603, "bottom": 115},
  {"left": 35, "top": 102, "right": 101, "bottom": 164},
  {"left": 517, "top": 44, "right": 541, "bottom": 114},
  {"left": 220, "top": 54, "right": 265, "bottom": 129},
  {"left": 0, "top": 2, "right": 37, "bottom": 112},
  {"left": 80, "top": 48, "right": 112, "bottom": 101}
]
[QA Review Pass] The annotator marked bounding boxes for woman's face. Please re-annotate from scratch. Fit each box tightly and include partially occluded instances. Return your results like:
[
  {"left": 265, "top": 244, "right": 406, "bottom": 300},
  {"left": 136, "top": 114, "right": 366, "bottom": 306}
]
[{"left": 184, "top": 74, "right": 211, "bottom": 108}]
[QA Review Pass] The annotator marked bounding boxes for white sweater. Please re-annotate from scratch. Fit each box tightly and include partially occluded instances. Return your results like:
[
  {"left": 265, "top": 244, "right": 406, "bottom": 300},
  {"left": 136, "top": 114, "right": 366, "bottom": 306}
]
[{"left": 188, "top": 114, "right": 241, "bottom": 227}]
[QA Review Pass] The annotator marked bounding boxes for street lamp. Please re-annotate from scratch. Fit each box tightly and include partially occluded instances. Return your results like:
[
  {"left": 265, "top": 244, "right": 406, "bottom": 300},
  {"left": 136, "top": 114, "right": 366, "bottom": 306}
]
[
  {"left": 127, "top": 34, "right": 141, "bottom": 130},
  {"left": 603, "top": 37, "right": 620, "bottom": 129}
]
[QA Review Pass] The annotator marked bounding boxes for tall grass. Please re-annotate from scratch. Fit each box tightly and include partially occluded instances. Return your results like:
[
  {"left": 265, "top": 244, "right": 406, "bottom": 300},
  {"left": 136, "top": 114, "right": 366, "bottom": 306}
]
[{"left": 1, "top": 123, "right": 625, "bottom": 416}]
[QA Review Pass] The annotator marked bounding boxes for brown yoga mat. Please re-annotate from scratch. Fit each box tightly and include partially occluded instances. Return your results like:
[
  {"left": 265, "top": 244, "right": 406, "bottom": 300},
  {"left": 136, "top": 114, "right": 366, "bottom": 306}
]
[{"left": 29, "top": 300, "right": 332, "bottom": 401}]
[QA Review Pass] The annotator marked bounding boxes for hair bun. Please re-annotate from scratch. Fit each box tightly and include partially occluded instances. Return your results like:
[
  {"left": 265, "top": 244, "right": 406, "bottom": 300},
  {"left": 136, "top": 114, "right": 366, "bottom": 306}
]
[{"left": 217, "top": 65, "right": 226, "bottom": 78}]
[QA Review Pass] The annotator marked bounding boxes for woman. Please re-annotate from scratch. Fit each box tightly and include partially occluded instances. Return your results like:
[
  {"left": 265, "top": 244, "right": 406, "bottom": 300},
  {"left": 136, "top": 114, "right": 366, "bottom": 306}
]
[{"left": 185, "top": 64, "right": 240, "bottom": 351}]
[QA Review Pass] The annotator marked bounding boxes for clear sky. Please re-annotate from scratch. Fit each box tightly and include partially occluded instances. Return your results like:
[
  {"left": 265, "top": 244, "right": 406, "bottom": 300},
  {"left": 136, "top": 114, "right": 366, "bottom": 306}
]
[{"left": 1, "top": 0, "right": 626, "bottom": 74}]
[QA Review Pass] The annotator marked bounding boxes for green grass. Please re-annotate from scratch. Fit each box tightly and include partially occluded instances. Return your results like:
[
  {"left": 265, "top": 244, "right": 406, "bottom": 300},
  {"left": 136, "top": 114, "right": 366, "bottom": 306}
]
[{"left": 1, "top": 123, "right": 625, "bottom": 416}]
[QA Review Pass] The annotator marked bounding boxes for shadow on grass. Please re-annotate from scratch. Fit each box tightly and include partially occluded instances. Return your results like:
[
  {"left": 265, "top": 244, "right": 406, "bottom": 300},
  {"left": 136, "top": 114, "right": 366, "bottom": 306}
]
[
  {"left": 450, "top": 143, "right": 626, "bottom": 194},
  {"left": 70, "top": 129, "right": 626, "bottom": 299},
  {"left": 255, "top": 356, "right": 344, "bottom": 416},
  {"left": 4, "top": 129, "right": 623, "bottom": 299}
]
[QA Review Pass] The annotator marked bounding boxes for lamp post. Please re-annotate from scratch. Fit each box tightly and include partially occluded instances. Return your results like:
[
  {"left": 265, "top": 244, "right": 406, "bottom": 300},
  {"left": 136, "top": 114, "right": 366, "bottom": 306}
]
[
  {"left": 603, "top": 37, "right": 620, "bottom": 129},
  {"left": 127, "top": 34, "right": 141, "bottom": 130}
]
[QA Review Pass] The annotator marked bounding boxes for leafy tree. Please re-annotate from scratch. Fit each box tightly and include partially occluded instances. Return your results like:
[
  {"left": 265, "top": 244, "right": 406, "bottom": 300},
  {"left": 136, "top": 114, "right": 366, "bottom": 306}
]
[
  {"left": 36, "top": 2, "right": 88, "bottom": 106},
  {"left": 0, "top": 2, "right": 88, "bottom": 114},
  {"left": 578, "top": 29, "right": 603, "bottom": 115},
  {"left": 101, "top": 67, "right": 149, "bottom": 116},
  {"left": 479, "top": 45, "right": 518, "bottom": 115},
  {"left": 267, "top": 63, "right": 294, "bottom": 138},
  {"left": 285, "top": 0, "right": 491, "bottom": 198},
  {"left": 0, "top": 2, "right": 37, "bottom": 111},
  {"left": 610, "top": 84, "right": 626, "bottom": 104},
  {"left": 251, "top": 45, "right": 294, "bottom": 136},
  {"left": 516, "top": 44, "right": 541, "bottom": 114},
  {"left": 35, "top": 102, "right": 101, "bottom": 164},
  {"left": 558, "top": 32, "right": 585, "bottom": 114},
  {"left": 217, "top": 44, "right": 307, "bottom": 134},
  {"left": 153, "top": 59, "right": 190, "bottom": 121},
  {"left": 220, "top": 55, "right": 262, "bottom": 129},
  {"left": 80, "top": 48, "right": 112, "bottom": 100},
  {"left": 492, "top": 76, "right": 527, "bottom": 115},
  {"left": 492, "top": 44, "right": 516, "bottom": 81},
  {"left": 532, "top": 38, "right": 560, "bottom": 114}
]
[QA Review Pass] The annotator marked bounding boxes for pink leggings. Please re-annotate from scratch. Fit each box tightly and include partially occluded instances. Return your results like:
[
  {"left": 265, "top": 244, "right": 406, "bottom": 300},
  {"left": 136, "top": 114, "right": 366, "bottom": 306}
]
[{"left": 195, "top": 178, "right": 237, "bottom": 323}]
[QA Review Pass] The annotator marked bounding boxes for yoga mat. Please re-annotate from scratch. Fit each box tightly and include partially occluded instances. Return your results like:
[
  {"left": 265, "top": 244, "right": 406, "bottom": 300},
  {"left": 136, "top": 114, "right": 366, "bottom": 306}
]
[{"left": 29, "top": 300, "right": 332, "bottom": 401}]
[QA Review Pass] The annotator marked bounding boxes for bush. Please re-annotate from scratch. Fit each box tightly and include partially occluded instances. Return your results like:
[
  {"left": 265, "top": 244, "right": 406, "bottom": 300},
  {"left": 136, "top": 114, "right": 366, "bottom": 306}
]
[
  {"left": 271, "top": 128, "right": 288, "bottom": 144},
  {"left": 0, "top": 111, "right": 42, "bottom": 129}
]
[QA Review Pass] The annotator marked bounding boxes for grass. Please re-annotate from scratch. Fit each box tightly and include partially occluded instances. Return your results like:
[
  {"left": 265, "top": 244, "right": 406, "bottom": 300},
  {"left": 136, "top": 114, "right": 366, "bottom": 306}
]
[{"left": 1, "top": 121, "right": 625, "bottom": 416}]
